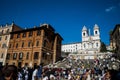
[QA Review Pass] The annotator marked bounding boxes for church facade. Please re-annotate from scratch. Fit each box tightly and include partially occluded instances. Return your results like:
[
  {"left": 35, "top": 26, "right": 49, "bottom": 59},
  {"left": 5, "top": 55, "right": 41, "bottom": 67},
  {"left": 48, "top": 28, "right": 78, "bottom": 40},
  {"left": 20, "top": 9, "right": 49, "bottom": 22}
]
[
  {"left": 81, "top": 24, "right": 101, "bottom": 53},
  {"left": 62, "top": 24, "right": 101, "bottom": 59}
]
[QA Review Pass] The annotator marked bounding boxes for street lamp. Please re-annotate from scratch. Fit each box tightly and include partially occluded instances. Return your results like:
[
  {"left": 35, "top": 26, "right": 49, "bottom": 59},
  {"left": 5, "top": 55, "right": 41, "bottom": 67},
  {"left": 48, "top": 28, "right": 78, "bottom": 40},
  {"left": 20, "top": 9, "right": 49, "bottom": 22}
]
[{"left": 46, "top": 52, "right": 50, "bottom": 55}]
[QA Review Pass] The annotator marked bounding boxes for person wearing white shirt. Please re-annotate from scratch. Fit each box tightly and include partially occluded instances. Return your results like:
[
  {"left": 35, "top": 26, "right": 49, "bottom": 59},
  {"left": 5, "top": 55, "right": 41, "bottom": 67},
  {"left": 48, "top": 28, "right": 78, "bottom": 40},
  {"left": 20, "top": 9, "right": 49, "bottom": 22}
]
[{"left": 32, "top": 66, "right": 39, "bottom": 80}]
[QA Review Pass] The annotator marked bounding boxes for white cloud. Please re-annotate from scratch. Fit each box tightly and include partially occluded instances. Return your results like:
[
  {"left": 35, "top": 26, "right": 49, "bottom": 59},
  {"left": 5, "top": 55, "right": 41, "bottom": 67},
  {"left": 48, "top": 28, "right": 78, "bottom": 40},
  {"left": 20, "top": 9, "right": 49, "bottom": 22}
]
[{"left": 105, "top": 6, "right": 116, "bottom": 12}]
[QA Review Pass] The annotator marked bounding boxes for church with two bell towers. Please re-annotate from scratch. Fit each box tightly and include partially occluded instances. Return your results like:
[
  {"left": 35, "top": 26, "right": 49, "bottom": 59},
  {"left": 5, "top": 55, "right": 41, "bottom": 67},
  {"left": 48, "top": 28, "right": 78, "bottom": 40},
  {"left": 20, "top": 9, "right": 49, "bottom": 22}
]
[
  {"left": 81, "top": 24, "right": 101, "bottom": 52},
  {"left": 62, "top": 24, "right": 101, "bottom": 59}
]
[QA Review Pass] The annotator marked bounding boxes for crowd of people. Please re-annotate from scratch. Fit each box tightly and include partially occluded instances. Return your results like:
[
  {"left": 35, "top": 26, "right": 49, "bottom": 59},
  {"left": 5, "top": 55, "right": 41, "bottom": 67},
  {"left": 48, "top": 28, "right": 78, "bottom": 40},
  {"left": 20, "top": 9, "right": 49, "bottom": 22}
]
[{"left": 0, "top": 54, "right": 120, "bottom": 80}]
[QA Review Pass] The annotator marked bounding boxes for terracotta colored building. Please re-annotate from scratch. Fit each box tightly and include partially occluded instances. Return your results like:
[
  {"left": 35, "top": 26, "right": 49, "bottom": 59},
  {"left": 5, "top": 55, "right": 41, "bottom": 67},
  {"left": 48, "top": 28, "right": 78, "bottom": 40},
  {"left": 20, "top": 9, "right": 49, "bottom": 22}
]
[
  {"left": 0, "top": 23, "right": 22, "bottom": 66},
  {"left": 110, "top": 24, "right": 120, "bottom": 59},
  {"left": 6, "top": 24, "right": 63, "bottom": 68}
]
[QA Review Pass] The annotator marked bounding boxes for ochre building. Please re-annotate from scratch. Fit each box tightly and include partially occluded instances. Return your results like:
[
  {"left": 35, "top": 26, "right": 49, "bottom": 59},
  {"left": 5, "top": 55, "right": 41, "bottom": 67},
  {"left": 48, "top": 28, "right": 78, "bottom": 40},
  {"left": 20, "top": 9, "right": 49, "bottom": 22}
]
[
  {"left": 110, "top": 24, "right": 120, "bottom": 59},
  {"left": 6, "top": 24, "right": 63, "bottom": 68},
  {"left": 0, "top": 23, "right": 22, "bottom": 66}
]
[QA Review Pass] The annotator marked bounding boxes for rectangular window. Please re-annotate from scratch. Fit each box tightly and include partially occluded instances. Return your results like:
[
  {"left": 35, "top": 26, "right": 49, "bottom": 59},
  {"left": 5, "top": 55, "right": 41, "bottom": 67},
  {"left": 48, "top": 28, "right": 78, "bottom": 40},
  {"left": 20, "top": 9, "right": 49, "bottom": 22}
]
[
  {"left": 16, "top": 43, "right": 18, "bottom": 48},
  {"left": 6, "top": 53, "right": 10, "bottom": 60},
  {"left": 9, "top": 44, "right": 11, "bottom": 48},
  {"left": 29, "top": 31, "right": 33, "bottom": 37},
  {"left": 26, "top": 52, "right": 29, "bottom": 60},
  {"left": 10, "top": 34, "right": 13, "bottom": 39},
  {"left": 42, "top": 53, "right": 45, "bottom": 58},
  {"left": 13, "top": 53, "right": 17, "bottom": 60},
  {"left": 36, "top": 41, "right": 39, "bottom": 46},
  {"left": 19, "top": 53, "right": 23, "bottom": 60},
  {"left": 84, "top": 44, "right": 86, "bottom": 48},
  {"left": 22, "top": 32, "right": 26, "bottom": 38},
  {"left": 0, "top": 37, "right": 2, "bottom": 41},
  {"left": 50, "top": 54, "right": 52, "bottom": 59},
  {"left": 96, "top": 43, "right": 98, "bottom": 47},
  {"left": 34, "top": 52, "right": 39, "bottom": 59},
  {"left": 5, "top": 36, "right": 7, "bottom": 40},
  {"left": 45, "top": 32, "right": 48, "bottom": 36},
  {"left": 6, "top": 29, "right": 9, "bottom": 33},
  {"left": 42, "top": 52, "right": 47, "bottom": 59},
  {"left": 17, "top": 33, "right": 20, "bottom": 38},
  {"left": 1, "top": 30, "right": 4, "bottom": 34},
  {"left": 22, "top": 42, "right": 24, "bottom": 47},
  {"left": 43, "top": 40, "right": 47, "bottom": 47},
  {"left": 1, "top": 53, "right": 3, "bottom": 58},
  {"left": 37, "top": 30, "right": 41, "bottom": 36},
  {"left": 28, "top": 41, "right": 31, "bottom": 47}
]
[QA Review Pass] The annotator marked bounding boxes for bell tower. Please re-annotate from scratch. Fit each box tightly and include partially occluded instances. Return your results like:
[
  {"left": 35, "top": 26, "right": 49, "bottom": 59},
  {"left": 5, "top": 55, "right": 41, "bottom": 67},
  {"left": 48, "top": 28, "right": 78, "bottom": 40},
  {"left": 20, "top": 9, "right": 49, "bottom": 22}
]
[
  {"left": 94, "top": 24, "right": 100, "bottom": 36},
  {"left": 82, "top": 26, "right": 88, "bottom": 42},
  {"left": 93, "top": 24, "right": 101, "bottom": 50}
]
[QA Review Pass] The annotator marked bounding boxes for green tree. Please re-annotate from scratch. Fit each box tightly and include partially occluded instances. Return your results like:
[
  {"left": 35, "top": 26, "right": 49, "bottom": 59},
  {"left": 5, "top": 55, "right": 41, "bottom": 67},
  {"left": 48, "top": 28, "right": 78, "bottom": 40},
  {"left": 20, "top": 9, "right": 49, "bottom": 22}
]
[{"left": 100, "top": 42, "right": 107, "bottom": 52}]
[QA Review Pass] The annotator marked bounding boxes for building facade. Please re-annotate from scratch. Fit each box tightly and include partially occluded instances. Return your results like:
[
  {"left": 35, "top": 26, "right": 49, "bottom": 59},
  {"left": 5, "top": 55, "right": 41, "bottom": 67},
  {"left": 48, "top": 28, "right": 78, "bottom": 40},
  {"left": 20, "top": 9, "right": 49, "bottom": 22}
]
[
  {"left": 0, "top": 23, "right": 22, "bottom": 66},
  {"left": 81, "top": 24, "right": 101, "bottom": 52},
  {"left": 62, "top": 24, "right": 101, "bottom": 59},
  {"left": 6, "top": 24, "right": 63, "bottom": 68},
  {"left": 62, "top": 42, "right": 82, "bottom": 53},
  {"left": 110, "top": 24, "right": 120, "bottom": 59}
]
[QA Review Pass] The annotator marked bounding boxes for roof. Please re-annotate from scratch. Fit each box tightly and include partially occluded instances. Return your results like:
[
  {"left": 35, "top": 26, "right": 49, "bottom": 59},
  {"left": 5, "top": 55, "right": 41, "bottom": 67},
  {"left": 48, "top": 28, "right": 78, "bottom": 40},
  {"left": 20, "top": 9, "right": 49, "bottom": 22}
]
[
  {"left": 111, "top": 24, "right": 120, "bottom": 35},
  {"left": 82, "top": 26, "right": 87, "bottom": 31},
  {"left": 62, "top": 42, "right": 81, "bottom": 45},
  {"left": 94, "top": 24, "right": 99, "bottom": 29},
  {"left": 10, "top": 23, "right": 55, "bottom": 33}
]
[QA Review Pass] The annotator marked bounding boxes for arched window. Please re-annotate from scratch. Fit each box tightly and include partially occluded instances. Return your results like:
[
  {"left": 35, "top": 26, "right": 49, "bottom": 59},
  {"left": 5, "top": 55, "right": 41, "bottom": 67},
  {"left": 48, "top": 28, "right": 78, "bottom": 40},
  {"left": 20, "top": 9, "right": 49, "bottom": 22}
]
[
  {"left": 95, "top": 31, "right": 98, "bottom": 34},
  {"left": 83, "top": 33, "right": 85, "bottom": 36},
  {"left": 96, "top": 43, "right": 98, "bottom": 47},
  {"left": 2, "top": 43, "right": 6, "bottom": 48}
]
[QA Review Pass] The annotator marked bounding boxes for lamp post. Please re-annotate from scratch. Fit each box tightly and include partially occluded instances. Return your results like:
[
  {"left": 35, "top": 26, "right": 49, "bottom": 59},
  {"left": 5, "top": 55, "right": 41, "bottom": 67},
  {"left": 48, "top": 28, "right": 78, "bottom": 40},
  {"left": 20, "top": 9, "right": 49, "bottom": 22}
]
[
  {"left": 46, "top": 52, "right": 51, "bottom": 64},
  {"left": 46, "top": 52, "right": 50, "bottom": 55}
]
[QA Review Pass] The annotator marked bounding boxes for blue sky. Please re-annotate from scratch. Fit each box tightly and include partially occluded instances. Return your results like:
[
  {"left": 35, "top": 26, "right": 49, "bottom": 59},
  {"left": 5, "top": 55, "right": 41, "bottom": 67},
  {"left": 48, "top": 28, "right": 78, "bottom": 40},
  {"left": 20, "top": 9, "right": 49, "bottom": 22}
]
[{"left": 0, "top": 0, "right": 120, "bottom": 45}]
